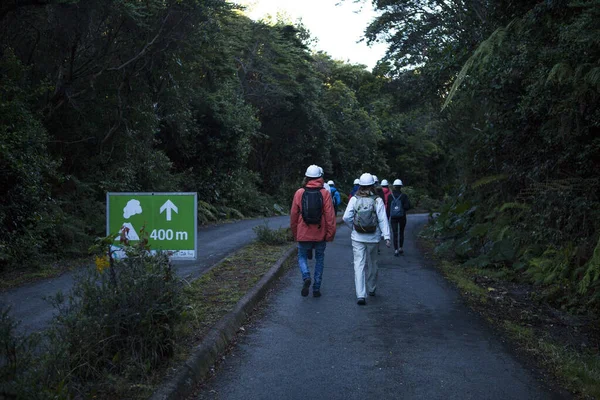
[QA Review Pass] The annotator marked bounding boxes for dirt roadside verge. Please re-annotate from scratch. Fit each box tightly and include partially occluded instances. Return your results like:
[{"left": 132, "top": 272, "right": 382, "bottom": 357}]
[{"left": 417, "top": 236, "right": 600, "bottom": 399}]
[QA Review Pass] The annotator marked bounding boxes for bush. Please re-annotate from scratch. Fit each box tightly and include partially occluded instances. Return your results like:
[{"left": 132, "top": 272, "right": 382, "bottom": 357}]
[
  {"left": 253, "top": 223, "right": 293, "bottom": 245},
  {"left": 50, "top": 246, "right": 183, "bottom": 388}
]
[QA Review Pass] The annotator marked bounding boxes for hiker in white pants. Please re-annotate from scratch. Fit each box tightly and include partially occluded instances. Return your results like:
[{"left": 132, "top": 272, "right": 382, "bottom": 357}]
[{"left": 343, "top": 173, "right": 390, "bottom": 305}]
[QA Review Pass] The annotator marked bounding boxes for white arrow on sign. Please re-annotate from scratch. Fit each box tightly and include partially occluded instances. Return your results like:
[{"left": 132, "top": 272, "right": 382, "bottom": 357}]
[{"left": 160, "top": 200, "right": 178, "bottom": 221}]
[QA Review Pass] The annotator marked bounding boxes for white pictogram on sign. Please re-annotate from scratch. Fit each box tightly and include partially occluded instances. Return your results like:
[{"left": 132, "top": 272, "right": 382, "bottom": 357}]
[
  {"left": 114, "top": 222, "right": 140, "bottom": 241},
  {"left": 123, "top": 199, "right": 142, "bottom": 219},
  {"left": 160, "top": 200, "right": 178, "bottom": 221}
]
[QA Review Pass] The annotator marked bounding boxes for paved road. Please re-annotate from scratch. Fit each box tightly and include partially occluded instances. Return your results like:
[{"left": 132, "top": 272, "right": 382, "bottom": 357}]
[
  {"left": 195, "top": 214, "right": 567, "bottom": 400},
  {"left": 0, "top": 215, "right": 290, "bottom": 335}
]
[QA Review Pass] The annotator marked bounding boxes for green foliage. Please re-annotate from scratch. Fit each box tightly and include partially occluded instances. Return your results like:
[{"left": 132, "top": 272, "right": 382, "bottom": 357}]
[
  {"left": 0, "top": 50, "right": 60, "bottom": 271},
  {"left": 253, "top": 223, "right": 293, "bottom": 245},
  {"left": 0, "top": 236, "right": 184, "bottom": 398}
]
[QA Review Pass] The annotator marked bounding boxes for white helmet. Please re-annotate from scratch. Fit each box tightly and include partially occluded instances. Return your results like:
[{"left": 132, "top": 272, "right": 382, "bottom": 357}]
[
  {"left": 318, "top": 166, "right": 324, "bottom": 177},
  {"left": 353, "top": 178, "right": 360, "bottom": 185},
  {"left": 381, "top": 179, "right": 389, "bottom": 186},
  {"left": 327, "top": 180, "right": 334, "bottom": 186},
  {"left": 359, "top": 173, "right": 375, "bottom": 186},
  {"left": 393, "top": 179, "right": 403, "bottom": 186},
  {"left": 305, "top": 165, "right": 321, "bottom": 178},
  {"left": 372, "top": 175, "right": 379, "bottom": 183}
]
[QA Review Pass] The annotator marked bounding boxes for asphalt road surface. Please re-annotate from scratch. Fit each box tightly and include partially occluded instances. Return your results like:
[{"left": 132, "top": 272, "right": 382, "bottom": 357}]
[
  {"left": 195, "top": 214, "right": 567, "bottom": 400},
  {"left": 0, "top": 215, "right": 290, "bottom": 335}
]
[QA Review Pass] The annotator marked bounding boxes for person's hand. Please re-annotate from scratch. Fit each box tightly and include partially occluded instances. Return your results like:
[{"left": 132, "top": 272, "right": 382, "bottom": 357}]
[{"left": 385, "top": 239, "right": 391, "bottom": 248}]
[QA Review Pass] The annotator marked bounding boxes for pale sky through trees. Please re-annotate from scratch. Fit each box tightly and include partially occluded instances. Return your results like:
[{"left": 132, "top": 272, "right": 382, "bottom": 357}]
[{"left": 234, "top": 0, "right": 388, "bottom": 70}]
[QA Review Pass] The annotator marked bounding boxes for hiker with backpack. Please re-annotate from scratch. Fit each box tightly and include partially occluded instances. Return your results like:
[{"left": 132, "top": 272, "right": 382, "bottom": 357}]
[
  {"left": 380, "top": 179, "right": 391, "bottom": 208},
  {"left": 290, "top": 165, "right": 337, "bottom": 298},
  {"left": 372, "top": 175, "right": 386, "bottom": 255},
  {"left": 342, "top": 173, "right": 391, "bottom": 305},
  {"left": 348, "top": 178, "right": 360, "bottom": 200},
  {"left": 328, "top": 180, "right": 341, "bottom": 215},
  {"left": 386, "top": 179, "right": 411, "bottom": 256}
]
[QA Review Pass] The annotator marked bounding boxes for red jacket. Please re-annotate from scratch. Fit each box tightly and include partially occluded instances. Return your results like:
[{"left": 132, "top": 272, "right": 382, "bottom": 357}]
[
  {"left": 382, "top": 187, "right": 391, "bottom": 208},
  {"left": 290, "top": 178, "right": 336, "bottom": 242}
]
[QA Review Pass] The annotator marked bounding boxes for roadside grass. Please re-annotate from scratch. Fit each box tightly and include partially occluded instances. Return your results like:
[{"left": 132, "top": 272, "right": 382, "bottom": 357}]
[
  {"left": 439, "top": 261, "right": 488, "bottom": 303},
  {"left": 503, "top": 321, "right": 600, "bottom": 399},
  {"left": 419, "top": 236, "right": 600, "bottom": 399}
]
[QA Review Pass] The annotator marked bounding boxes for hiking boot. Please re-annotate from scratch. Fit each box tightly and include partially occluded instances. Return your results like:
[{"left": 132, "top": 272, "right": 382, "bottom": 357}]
[
  {"left": 313, "top": 290, "right": 321, "bottom": 298},
  {"left": 394, "top": 250, "right": 399, "bottom": 257},
  {"left": 399, "top": 248, "right": 404, "bottom": 255},
  {"left": 357, "top": 298, "right": 366, "bottom": 305},
  {"left": 368, "top": 291, "right": 376, "bottom": 297},
  {"left": 301, "top": 278, "right": 311, "bottom": 297}
]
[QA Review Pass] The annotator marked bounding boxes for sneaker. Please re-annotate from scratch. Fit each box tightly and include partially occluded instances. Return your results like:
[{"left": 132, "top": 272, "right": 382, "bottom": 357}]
[
  {"left": 313, "top": 290, "right": 321, "bottom": 298},
  {"left": 394, "top": 250, "right": 399, "bottom": 257},
  {"left": 368, "top": 291, "right": 376, "bottom": 297},
  {"left": 301, "top": 278, "right": 311, "bottom": 297},
  {"left": 357, "top": 298, "right": 366, "bottom": 305}
]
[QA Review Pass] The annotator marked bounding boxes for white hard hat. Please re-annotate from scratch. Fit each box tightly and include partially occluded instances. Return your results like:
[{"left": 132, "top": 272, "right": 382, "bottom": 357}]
[
  {"left": 393, "top": 179, "right": 403, "bottom": 186},
  {"left": 318, "top": 166, "right": 324, "bottom": 177},
  {"left": 305, "top": 165, "right": 321, "bottom": 178},
  {"left": 353, "top": 178, "right": 360, "bottom": 185},
  {"left": 359, "top": 173, "right": 375, "bottom": 186},
  {"left": 372, "top": 175, "right": 379, "bottom": 183},
  {"left": 381, "top": 179, "right": 389, "bottom": 186},
  {"left": 327, "top": 180, "right": 334, "bottom": 186}
]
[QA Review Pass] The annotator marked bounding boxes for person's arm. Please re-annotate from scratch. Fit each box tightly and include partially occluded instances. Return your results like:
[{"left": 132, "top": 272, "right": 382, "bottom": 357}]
[
  {"left": 342, "top": 196, "right": 356, "bottom": 229},
  {"left": 376, "top": 198, "right": 390, "bottom": 241},
  {"left": 290, "top": 189, "right": 302, "bottom": 240},
  {"left": 321, "top": 189, "right": 336, "bottom": 241}
]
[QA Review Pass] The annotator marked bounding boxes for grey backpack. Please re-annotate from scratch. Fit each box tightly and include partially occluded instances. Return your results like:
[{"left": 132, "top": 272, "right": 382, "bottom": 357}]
[{"left": 353, "top": 196, "right": 378, "bottom": 233}]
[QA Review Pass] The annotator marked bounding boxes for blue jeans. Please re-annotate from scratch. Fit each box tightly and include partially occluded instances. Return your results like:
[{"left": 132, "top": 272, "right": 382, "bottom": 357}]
[{"left": 297, "top": 241, "right": 327, "bottom": 290}]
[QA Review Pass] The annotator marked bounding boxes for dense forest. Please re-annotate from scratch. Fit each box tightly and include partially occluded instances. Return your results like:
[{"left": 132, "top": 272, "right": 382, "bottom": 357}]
[{"left": 1, "top": 0, "right": 599, "bottom": 310}]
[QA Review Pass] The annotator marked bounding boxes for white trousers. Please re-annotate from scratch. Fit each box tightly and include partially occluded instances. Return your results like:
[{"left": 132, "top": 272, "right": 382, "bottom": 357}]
[{"left": 351, "top": 240, "right": 378, "bottom": 299}]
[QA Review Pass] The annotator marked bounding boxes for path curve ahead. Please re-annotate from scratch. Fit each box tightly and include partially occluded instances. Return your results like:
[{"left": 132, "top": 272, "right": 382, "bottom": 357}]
[
  {"left": 0, "top": 215, "right": 290, "bottom": 335},
  {"left": 195, "top": 214, "right": 568, "bottom": 400}
]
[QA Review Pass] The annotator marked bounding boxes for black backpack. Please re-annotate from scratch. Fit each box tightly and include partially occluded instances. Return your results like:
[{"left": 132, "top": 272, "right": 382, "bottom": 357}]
[
  {"left": 390, "top": 193, "right": 405, "bottom": 219},
  {"left": 301, "top": 188, "right": 323, "bottom": 225}
]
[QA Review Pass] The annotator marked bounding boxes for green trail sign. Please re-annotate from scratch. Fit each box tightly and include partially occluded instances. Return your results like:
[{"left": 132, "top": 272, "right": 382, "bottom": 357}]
[{"left": 106, "top": 192, "right": 197, "bottom": 260}]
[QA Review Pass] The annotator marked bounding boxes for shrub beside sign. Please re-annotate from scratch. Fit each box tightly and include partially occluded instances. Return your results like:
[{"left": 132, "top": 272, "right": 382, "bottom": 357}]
[{"left": 106, "top": 192, "right": 197, "bottom": 260}]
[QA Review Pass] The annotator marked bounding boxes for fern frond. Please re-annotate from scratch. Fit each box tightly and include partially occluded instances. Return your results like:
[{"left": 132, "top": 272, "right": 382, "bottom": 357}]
[
  {"left": 442, "top": 19, "right": 522, "bottom": 109},
  {"left": 499, "top": 202, "right": 530, "bottom": 212},
  {"left": 547, "top": 62, "right": 573, "bottom": 84},
  {"left": 471, "top": 174, "right": 508, "bottom": 189},
  {"left": 584, "top": 67, "right": 600, "bottom": 89},
  {"left": 578, "top": 235, "right": 600, "bottom": 294}
]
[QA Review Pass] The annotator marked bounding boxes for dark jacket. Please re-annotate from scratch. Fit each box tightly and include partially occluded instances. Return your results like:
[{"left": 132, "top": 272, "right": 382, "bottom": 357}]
[{"left": 386, "top": 190, "right": 411, "bottom": 219}]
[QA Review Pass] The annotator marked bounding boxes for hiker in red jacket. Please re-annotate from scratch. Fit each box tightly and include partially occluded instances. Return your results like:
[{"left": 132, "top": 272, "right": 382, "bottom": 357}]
[
  {"left": 290, "top": 165, "right": 337, "bottom": 298},
  {"left": 381, "top": 179, "right": 391, "bottom": 208}
]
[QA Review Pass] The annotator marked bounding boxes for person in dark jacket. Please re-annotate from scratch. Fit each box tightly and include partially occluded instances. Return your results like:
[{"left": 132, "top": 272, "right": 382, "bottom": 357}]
[
  {"left": 349, "top": 178, "right": 360, "bottom": 200},
  {"left": 328, "top": 180, "right": 341, "bottom": 215},
  {"left": 386, "top": 179, "right": 411, "bottom": 256}
]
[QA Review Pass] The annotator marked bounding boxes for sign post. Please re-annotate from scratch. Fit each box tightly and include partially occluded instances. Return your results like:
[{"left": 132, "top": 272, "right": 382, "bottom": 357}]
[{"left": 107, "top": 192, "right": 197, "bottom": 260}]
